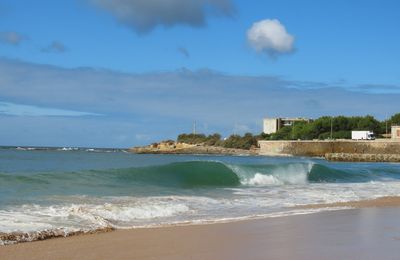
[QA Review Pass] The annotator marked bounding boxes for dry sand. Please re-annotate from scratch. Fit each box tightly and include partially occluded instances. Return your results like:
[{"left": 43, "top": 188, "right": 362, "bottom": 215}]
[{"left": 2, "top": 197, "right": 400, "bottom": 260}]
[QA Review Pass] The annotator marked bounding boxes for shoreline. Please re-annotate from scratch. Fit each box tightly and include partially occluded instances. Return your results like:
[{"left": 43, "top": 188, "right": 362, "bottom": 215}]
[
  {"left": 298, "top": 196, "right": 400, "bottom": 209},
  {"left": 2, "top": 196, "right": 400, "bottom": 247},
  {"left": 130, "top": 140, "right": 400, "bottom": 162},
  {"left": 2, "top": 204, "right": 400, "bottom": 259}
]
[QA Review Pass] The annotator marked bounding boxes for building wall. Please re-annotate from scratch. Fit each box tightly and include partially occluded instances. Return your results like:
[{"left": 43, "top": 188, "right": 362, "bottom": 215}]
[
  {"left": 263, "top": 117, "right": 311, "bottom": 134},
  {"left": 263, "top": 118, "right": 278, "bottom": 134},
  {"left": 258, "top": 140, "right": 400, "bottom": 157},
  {"left": 392, "top": 126, "right": 400, "bottom": 140}
]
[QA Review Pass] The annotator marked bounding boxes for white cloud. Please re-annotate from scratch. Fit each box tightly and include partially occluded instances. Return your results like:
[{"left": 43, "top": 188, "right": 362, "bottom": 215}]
[
  {"left": 89, "top": 0, "right": 235, "bottom": 34},
  {"left": 247, "top": 19, "right": 294, "bottom": 57}
]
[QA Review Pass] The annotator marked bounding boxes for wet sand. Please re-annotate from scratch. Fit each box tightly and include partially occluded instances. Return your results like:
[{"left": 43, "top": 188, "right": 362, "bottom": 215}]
[
  {"left": 299, "top": 195, "right": 400, "bottom": 209},
  {"left": 2, "top": 199, "right": 400, "bottom": 259}
]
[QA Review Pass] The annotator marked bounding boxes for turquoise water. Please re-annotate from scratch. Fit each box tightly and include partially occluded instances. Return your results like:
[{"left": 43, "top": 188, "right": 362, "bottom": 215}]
[{"left": 1, "top": 148, "right": 400, "bottom": 244}]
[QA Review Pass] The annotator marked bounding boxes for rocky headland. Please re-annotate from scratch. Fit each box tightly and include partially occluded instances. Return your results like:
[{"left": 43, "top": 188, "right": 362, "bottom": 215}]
[{"left": 130, "top": 141, "right": 258, "bottom": 156}]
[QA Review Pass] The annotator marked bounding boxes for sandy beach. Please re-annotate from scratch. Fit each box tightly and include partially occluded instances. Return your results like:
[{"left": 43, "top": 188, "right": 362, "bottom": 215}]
[{"left": 2, "top": 197, "right": 400, "bottom": 260}]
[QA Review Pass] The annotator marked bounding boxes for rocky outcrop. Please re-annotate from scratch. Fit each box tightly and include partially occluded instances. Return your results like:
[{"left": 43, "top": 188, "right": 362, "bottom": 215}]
[
  {"left": 130, "top": 142, "right": 258, "bottom": 155},
  {"left": 325, "top": 153, "right": 400, "bottom": 162}
]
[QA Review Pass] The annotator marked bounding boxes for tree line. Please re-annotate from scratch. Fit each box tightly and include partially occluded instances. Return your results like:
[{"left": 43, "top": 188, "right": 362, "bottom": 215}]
[{"left": 268, "top": 113, "right": 400, "bottom": 140}]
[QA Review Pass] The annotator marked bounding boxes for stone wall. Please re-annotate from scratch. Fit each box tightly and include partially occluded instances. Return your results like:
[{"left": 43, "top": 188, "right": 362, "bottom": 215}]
[{"left": 258, "top": 140, "right": 400, "bottom": 157}]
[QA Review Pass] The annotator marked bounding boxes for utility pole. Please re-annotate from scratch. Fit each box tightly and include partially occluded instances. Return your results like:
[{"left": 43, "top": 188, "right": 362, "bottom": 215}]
[
  {"left": 330, "top": 117, "right": 333, "bottom": 140},
  {"left": 193, "top": 121, "right": 196, "bottom": 135},
  {"left": 386, "top": 120, "right": 388, "bottom": 138},
  {"left": 292, "top": 121, "right": 295, "bottom": 140},
  {"left": 386, "top": 114, "right": 388, "bottom": 138}
]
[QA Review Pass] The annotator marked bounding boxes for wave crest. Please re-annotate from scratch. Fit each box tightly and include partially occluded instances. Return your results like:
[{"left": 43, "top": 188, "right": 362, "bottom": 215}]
[{"left": 1, "top": 161, "right": 391, "bottom": 190}]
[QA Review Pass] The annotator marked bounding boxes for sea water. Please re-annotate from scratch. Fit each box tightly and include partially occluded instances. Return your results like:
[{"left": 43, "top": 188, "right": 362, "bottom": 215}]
[{"left": 1, "top": 148, "right": 400, "bottom": 244}]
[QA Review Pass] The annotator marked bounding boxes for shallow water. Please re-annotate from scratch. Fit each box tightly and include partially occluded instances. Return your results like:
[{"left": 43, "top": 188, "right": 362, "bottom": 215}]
[{"left": 1, "top": 148, "right": 400, "bottom": 244}]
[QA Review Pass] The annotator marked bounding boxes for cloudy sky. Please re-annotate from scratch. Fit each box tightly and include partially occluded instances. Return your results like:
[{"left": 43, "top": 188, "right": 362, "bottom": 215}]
[{"left": 0, "top": 0, "right": 399, "bottom": 148}]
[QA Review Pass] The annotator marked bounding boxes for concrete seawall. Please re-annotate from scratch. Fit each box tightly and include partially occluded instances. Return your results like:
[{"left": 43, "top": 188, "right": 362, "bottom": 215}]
[{"left": 258, "top": 140, "right": 400, "bottom": 157}]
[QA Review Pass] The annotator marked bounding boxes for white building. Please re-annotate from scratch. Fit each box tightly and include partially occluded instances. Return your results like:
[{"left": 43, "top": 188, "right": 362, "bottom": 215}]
[
  {"left": 263, "top": 117, "right": 311, "bottom": 134},
  {"left": 392, "top": 126, "right": 400, "bottom": 140}
]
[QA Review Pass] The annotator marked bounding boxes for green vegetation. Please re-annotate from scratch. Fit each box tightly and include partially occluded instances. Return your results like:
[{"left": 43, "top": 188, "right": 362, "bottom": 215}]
[
  {"left": 389, "top": 113, "right": 400, "bottom": 126},
  {"left": 268, "top": 114, "right": 400, "bottom": 140},
  {"left": 177, "top": 133, "right": 222, "bottom": 146},
  {"left": 222, "top": 133, "right": 258, "bottom": 150},
  {"left": 176, "top": 113, "right": 400, "bottom": 150},
  {"left": 177, "top": 133, "right": 259, "bottom": 150}
]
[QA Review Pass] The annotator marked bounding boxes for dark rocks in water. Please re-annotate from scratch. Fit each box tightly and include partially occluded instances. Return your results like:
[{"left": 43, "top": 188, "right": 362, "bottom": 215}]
[
  {"left": 325, "top": 153, "right": 400, "bottom": 162},
  {"left": 0, "top": 227, "right": 114, "bottom": 245}
]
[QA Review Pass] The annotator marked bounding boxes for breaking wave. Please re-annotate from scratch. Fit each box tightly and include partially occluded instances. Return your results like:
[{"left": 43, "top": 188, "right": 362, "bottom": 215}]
[
  {"left": 1, "top": 161, "right": 398, "bottom": 190},
  {"left": 2, "top": 161, "right": 400, "bottom": 245}
]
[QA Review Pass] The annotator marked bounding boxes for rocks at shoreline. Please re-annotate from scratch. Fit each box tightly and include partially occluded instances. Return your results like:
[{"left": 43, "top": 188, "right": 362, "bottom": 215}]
[
  {"left": 0, "top": 227, "right": 114, "bottom": 245},
  {"left": 325, "top": 153, "right": 400, "bottom": 162},
  {"left": 129, "top": 142, "right": 258, "bottom": 156},
  {"left": 130, "top": 141, "right": 399, "bottom": 162}
]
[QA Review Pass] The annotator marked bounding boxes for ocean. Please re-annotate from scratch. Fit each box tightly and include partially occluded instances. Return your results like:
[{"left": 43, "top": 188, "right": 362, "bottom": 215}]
[{"left": 1, "top": 148, "right": 400, "bottom": 244}]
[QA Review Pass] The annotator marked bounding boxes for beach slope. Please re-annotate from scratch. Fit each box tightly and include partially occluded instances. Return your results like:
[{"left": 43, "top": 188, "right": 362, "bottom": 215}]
[{"left": 2, "top": 206, "right": 400, "bottom": 260}]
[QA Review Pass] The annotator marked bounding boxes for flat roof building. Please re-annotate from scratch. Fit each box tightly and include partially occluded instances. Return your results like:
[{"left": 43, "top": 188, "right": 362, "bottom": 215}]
[
  {"left": 263, "top": 117, "right": 311, "bottom": 134},
  {"left": 392, "top": 126, "right": 400, "bottom": 140}
]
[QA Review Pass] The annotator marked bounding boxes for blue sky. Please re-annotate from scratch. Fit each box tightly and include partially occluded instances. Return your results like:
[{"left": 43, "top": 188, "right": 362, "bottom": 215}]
[{"left": 0, "top": 0, "right": 399, "bottom": 147}]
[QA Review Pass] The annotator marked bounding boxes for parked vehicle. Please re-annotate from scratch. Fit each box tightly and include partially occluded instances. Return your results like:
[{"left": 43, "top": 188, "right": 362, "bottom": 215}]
[{"left": 351, "top": 131, "right": 375, "bottom": 140}]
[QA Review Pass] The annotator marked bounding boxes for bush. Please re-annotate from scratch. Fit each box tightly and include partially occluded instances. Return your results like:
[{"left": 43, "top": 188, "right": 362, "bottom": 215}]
[
  {"left": 223, "top": 133, "right": 257, "bottom": 150},
  {"left": 390, "top": 113, "right": 400, "bottom": 126},
  {"left": 177, "top": 132, "right": 257, "bottom": 150}
]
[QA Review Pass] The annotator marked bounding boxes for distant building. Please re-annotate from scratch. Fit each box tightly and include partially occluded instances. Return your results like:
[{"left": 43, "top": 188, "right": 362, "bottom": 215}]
[
  {"left": 263, "top": 117, "right": 311, "bottom": 134},
  {"left": 392, "top": 126, "right": 400, "bottom": 140}
]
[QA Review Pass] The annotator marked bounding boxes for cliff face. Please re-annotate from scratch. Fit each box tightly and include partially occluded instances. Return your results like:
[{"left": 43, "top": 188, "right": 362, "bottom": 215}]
[{"left": 130, "top": 142, "right": 258, "bottom": 155}]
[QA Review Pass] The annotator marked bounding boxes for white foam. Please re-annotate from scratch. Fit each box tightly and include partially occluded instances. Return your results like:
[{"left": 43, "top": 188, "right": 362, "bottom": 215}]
[
  {"left": 235, "top": 163, "right": 313, "bottom": 186},
  {"left": 0, "top": 197, "right": 194, "bottom": 233},
  {"left": 2, "top": 179, "right": 400, "bottom": 245},
  {"left": 242, "top": 173, "right": 283, "bottom": 185},
  {"left": 85, "top": 203, "right": 190, "bottom": 222}
]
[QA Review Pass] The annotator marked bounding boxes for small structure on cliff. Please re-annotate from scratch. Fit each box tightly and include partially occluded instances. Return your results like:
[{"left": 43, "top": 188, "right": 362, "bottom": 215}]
[
  {"left": 392, "top": 126, "right": 400, "bottom": 140},
  {"left": 263, "top": 117, "right": 311, "bottom": 134}
]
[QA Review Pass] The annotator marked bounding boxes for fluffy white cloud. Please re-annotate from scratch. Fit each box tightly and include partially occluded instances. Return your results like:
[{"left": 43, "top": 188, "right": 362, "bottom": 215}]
[
  {"left": 247, "top": 19, "right": 294, "bottom": 57},
  {"left": 89, "top": 0, "right": 235, "bottom": 34}
]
